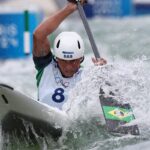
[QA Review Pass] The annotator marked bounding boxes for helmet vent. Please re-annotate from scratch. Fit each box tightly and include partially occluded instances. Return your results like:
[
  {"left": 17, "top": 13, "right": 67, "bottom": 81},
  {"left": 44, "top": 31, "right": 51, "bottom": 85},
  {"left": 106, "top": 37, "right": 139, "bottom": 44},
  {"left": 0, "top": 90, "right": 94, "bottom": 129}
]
[
  {"left": 78, "top": 41, "right": 81, "bottom": 49},
  {"left": 56, "top": 40, "right": 60, "bottom": 48}
]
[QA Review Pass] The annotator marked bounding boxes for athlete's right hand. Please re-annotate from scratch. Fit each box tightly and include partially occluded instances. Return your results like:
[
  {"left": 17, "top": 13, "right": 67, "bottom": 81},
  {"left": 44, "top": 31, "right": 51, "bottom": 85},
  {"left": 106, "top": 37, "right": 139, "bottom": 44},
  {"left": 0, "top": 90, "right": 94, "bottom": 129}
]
[
  {"left": 67, "top": 0, "right": 87, "bottom": 11},
  {"left": 80, "top": 0, "right": 88, "bottom": 4},
  {"left": 68, "top": 0, "right": 87, "bottom": 4},
  {"left": 67, "top": 2, "right": 77, "bottom": 11}
]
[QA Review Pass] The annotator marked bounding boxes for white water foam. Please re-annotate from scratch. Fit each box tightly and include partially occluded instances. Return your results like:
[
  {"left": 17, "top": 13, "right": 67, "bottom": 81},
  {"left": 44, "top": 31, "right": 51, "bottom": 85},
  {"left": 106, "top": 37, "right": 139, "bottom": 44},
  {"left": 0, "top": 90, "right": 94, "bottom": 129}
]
[
  {"left": 63, "top": 58, "right": 150, "bottom": 137},
  {"left": 1, "top": 15, "right": 150, "bottom": 149}
]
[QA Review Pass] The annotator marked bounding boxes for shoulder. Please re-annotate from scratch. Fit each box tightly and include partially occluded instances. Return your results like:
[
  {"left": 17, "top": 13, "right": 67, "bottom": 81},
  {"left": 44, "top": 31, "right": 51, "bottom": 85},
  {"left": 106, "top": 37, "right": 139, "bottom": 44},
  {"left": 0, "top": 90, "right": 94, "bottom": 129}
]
[{"left": 33, "top": 52, "right": 53, "bottom": 70}]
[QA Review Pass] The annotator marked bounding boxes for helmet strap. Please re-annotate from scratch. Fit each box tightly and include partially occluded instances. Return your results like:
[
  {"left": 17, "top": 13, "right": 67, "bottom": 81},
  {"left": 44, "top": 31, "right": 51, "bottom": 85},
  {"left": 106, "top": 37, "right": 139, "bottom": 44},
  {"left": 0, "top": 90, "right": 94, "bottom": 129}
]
[
  {"left": 53, "top": 56, "right": 58, "bottom": 62},
  {"left": 80, "top": 57, "right": 84, "bottom": 63}
]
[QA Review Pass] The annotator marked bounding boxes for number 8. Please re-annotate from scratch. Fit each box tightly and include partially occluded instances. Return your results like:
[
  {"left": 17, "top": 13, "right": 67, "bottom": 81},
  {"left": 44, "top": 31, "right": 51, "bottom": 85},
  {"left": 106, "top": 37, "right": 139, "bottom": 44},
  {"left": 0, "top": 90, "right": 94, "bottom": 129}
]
[{"left": 52, "top": 88, "right": 65, "bottom": 103}]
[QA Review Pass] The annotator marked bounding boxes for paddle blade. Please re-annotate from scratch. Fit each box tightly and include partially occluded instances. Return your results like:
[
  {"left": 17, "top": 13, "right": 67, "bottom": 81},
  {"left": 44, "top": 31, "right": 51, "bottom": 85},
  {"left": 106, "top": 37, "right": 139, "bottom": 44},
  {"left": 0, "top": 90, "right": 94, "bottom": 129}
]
[{"left": 100, "top": 95, "right": 140, "bottom": 135}]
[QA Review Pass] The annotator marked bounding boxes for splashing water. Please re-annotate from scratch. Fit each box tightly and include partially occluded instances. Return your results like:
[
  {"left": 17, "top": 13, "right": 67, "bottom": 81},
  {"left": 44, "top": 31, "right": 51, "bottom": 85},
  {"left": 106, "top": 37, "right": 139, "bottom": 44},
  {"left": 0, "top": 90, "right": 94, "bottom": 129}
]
[
  {"left": 1, "top": 58, "right": 150, "bottom": 150},
  {"left": 1, "top": 16, "right": 150, "bottom": 149},
  {"left": 65, "top": 58, "right": 150, "bottom": 123},
  {"left": 61, "top": 58, "right": 150, "bottom": 149}
]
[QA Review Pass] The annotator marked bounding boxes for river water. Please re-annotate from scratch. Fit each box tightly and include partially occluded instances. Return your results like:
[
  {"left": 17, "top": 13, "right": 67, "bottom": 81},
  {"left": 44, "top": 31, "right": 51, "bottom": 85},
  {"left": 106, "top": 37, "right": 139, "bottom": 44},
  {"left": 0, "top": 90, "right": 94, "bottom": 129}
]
[{"left": 0, "top": 16, "right": 150, "bottom": 150}]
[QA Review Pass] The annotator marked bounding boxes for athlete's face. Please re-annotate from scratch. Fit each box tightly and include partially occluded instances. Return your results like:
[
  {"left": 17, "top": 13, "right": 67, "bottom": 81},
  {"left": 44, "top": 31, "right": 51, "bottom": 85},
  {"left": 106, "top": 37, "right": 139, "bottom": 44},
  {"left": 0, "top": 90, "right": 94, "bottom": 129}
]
[{"left": 57, "top": 58, "right": 82, "bottom": 78}]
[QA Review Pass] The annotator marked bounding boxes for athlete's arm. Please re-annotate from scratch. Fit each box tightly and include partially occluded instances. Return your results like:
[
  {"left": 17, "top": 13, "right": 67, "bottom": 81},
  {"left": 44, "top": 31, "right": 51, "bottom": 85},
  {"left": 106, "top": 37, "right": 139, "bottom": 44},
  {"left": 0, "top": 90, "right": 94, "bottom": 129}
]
[{"left": 33, "top": 2, "right": 77, "bottom": 57}]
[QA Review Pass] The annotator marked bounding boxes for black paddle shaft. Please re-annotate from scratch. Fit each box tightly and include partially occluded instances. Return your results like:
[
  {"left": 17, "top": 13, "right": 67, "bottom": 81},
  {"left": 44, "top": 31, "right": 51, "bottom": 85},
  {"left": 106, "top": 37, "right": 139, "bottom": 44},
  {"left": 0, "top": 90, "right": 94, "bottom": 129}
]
[{"left": 76, "top": 1, "right": 101, "bottom": 58}]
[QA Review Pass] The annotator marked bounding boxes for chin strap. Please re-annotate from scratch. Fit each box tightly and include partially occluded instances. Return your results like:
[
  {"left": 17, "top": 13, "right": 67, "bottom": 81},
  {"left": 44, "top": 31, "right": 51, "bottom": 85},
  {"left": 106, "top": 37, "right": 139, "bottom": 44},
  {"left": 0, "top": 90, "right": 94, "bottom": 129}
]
[{"left": 80, "top": 56, "right": 84, "bottom": 63}]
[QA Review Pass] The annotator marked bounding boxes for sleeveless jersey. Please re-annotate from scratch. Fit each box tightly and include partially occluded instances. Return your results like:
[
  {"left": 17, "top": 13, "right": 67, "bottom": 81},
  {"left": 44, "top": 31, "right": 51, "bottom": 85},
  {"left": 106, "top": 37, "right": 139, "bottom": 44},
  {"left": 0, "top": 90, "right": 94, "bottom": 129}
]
[{"left": 38, "top": 60, "right": 82, "bottom": 110}]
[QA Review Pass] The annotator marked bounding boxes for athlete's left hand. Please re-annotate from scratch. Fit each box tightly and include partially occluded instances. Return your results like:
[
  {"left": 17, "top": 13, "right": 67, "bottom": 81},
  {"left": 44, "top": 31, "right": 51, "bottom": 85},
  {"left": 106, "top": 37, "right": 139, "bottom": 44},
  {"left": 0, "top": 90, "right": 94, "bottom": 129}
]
[{"left": 92, "top": 57, "right": 107, "bottom": 66}]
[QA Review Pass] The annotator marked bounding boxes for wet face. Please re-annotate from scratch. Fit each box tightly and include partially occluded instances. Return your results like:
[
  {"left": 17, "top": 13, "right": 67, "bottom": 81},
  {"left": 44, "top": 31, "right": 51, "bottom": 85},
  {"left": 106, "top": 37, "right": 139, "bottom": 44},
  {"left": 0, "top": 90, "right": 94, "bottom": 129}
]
[{"left": 57, "top": 58, "right": 82, "bottom": 78}]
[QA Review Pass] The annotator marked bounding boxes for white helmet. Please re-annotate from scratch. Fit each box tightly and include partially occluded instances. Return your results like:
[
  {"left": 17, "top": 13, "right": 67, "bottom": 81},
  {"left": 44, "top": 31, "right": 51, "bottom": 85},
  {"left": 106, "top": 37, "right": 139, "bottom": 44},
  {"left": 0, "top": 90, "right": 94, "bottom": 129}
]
[{"left": 53, "top": 32, "right": 84, "bottom": 60}]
